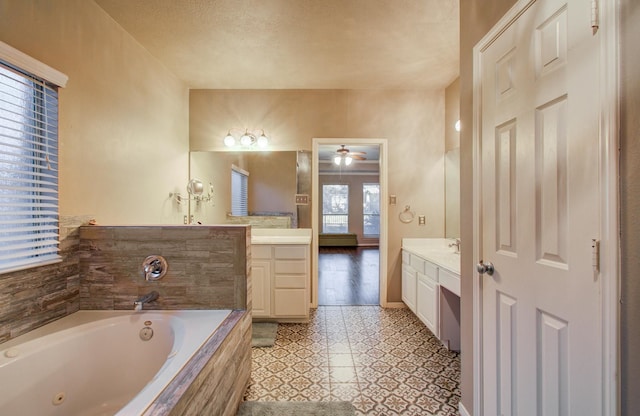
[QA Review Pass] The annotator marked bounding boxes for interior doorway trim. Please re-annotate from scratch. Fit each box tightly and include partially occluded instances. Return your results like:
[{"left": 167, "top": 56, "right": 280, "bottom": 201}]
[{"left": 311, "top": 138, "right": 389, "bottom": 308}]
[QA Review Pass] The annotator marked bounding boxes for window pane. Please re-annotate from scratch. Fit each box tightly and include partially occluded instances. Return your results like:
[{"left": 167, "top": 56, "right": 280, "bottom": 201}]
[
  {"left": 322, "top": 184, "right": 348, "bottom": 233},
  {"left": 231, "top": 168, "right": 248, "bottom": 216},
  {"left": 0, "top": 62, "right": 60, "bottom": 273},
  {"left": 363, "top": 183, "right": 380, "bottom": 236}
]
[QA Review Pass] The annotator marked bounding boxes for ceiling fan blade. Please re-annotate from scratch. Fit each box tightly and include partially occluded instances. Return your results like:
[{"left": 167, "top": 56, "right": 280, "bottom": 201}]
[{"left": 351, "top": 155, "right": 367, "bottom": 160}]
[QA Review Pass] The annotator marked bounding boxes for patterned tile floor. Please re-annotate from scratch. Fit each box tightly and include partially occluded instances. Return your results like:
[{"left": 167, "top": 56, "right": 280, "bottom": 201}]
[{"left": 243, "top": 306, "right": 461, "bottom": 415}]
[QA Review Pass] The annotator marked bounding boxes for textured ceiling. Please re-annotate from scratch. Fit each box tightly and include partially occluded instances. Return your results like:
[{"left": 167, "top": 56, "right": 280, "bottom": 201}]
[{"left": 95, "top": 0, "right": 459, "bottom": 89}]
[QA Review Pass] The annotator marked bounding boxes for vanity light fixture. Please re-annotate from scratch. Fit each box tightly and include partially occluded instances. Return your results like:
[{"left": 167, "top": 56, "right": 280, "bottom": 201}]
[{"left": 224, "top": 129, "right": 269, "bottom": 149}]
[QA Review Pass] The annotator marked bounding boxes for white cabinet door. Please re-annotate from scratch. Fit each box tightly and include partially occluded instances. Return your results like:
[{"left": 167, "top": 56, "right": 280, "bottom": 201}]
[
  {"left": 251, "top": 260, "right": 271, "bottom": 317},
  {"left": 417, "top": 273, "right": 438, "bottom": 337},
  {"left": 402, "top": 266, "right": 416, "bottom": 312}
]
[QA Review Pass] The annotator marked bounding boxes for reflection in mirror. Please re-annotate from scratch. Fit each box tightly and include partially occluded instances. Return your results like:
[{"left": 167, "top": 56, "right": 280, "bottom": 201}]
[
  {"left": 445, "top": 148, "right": 460, "bottom": 239},
  {"left": 187, "top": 179, "right": 204, "bottom": 196},
  {"left": 190, "top": 151, "right": 308, "bottom": 228}
]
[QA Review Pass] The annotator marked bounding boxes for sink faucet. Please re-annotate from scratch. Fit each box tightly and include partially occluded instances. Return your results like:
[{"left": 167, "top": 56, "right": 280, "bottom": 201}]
[
  {"left": 448, "top": 238, "right": 461, "bottom": 254},
  {"left": 134, "top": 291, "right": 159, "bottom": 311}
]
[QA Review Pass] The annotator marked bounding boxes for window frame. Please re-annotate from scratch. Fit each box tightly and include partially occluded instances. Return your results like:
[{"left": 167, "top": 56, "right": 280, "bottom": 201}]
[
  {"left": 362, "top": 182, "right": 380, "bottom": 237},
  {"left": 322, "top": 183, "right": 349, "bottom": 234},
  {"left": 0, "top": 42, "right": 66, "bottom": 274}
]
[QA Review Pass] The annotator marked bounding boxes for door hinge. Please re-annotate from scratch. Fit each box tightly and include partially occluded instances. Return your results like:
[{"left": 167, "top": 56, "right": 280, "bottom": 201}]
[
  {"left": 592, "top": 238, "right": 600, "bottom": 273},
  {"left": 591, "top": 0, "right": 600, "bottom": 34}
]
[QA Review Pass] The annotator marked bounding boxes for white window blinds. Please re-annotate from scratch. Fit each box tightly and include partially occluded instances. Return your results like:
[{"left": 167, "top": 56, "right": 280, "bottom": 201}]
[
  {"left": 231, "top": 165, "right": 248, "bottom": 216},
  {"left": 0, "top": 60, "right": 61, "bottom": 273}
]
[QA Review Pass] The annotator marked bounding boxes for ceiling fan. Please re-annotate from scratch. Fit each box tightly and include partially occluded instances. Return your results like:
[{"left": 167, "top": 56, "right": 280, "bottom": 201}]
[{"left": 334, "top": 145, "right": 366, "bottom": 165}]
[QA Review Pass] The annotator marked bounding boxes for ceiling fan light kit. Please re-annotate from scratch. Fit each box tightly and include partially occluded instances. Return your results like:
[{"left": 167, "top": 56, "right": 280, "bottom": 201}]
[{"left": 333, "top": 145, "right": 366, "bottom": 166}]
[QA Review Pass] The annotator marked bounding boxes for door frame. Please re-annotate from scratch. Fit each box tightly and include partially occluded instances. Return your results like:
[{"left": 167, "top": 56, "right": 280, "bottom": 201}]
[
  {"left": 311, "top": 138, "right": 389, "bottom": 308},
  {"left": 471, "top": 0, "right": 619, "bottom": 414}
]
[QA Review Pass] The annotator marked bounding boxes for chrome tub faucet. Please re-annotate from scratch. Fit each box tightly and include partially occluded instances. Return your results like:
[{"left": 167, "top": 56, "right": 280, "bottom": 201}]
[{"left": 134, "top": 290, "right": 159, "bottom": 311}]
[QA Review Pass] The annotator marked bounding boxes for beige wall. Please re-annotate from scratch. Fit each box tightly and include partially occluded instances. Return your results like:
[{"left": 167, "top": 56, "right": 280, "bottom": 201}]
[
  {"left": 620, "top": 0, "right": 639, "bottom": 413},
  {"left": 0, "top": 0, "right": 189, "bottom": 225},
  {"left": 459, "top": 0, "right": 518, "bottom": 412},
  {"left": 190, "top": 89, "right": 447, "bottom": 302}
]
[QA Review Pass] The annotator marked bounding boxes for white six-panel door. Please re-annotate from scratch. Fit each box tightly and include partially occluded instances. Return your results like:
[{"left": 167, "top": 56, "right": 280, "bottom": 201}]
[{"left": 476, "top": 0, "right": 603, "bottom": 414}]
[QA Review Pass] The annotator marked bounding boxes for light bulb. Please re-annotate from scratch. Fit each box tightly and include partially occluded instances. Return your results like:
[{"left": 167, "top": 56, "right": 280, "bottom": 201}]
[
  {"left": 257, "top": 134, "right": 268, "bottom": 148},
  {"left": 455, "top": 119, "right": 461, "bottom": 132},
  {"left": 224, "top": 133, "right": 235, "bottom": 147},
  {"left": 345, "top": 156, "right": 353, "bottom": 166},
  {"left": 240, "top": 133, "right": 253, "bottom": 146},
  {"left": 334, "top": 155, "right": 342, "bottom": 165}
]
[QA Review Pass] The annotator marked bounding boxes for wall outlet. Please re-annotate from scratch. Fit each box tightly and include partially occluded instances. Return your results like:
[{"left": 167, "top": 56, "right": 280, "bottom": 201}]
[
  {"left": 183, "top": 215, "right": 188, "bottom": 224},
  {"left": 418, "top": 215, "right": 426, "bottom": 225},
  {"left": 295, "top": 194, "right": 309, "bottom": 205}
]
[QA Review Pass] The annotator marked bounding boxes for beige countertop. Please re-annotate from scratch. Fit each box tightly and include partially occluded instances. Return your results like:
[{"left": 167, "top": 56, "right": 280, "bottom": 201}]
[
  {"left": 402, "top": 238, "right": 461, "bottom": 275},
  {"left": 250, "top": 228, "right": 312, "bottom": 245}
]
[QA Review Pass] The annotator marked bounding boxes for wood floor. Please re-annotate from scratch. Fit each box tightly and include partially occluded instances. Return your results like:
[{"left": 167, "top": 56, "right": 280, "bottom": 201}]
[{"left": 318, "top": 247, "right": 379, "bottom": 306}]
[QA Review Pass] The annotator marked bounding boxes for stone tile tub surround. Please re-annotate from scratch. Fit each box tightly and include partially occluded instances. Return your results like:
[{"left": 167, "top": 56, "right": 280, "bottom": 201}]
[
  {"left": 0, "top": 215, "right": 92, "bottom": 344},
  {"left": 77, "top": 224, "right": 252, "bottom": 416},
  {"left": 1, "top": 223, "right": 252, "bottom": 416},
  {"left": 78, "top": 225, "right": 250, "bottom": 311}
]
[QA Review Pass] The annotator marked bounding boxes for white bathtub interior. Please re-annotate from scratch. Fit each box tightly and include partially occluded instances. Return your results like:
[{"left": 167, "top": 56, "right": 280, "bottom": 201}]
[{"left": 0, "top": 309, "right": 231, "bottom": 416}]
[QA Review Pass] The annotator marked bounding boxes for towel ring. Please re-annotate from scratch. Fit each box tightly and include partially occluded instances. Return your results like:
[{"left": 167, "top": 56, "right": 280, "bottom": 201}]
[{"left": 399, "top": 205, "right": 415, "bottom": 223}]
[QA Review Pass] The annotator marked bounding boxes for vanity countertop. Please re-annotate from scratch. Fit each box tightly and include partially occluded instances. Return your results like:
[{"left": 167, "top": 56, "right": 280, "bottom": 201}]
[
  {"left": 402, "top": 238, "right": 461, "bottom": 275},
  {"left": 251, "top": 228, "right": 312, "bottom": 245}
]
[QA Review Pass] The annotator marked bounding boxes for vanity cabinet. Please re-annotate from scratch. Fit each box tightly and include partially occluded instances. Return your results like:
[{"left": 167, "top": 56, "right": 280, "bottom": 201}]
[
  {"left": 402, "top": 239, "right": 461, "bottom": 351},
  {"left": 251, "top": 243, "right": 310, "bottom": 322},
  {"left": 401, "top": 250, "right": 417, "bottom": 312}
]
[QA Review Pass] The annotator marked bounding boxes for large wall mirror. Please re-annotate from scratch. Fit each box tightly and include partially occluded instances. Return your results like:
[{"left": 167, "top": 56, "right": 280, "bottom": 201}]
[
  {"left": 444, "top": 148, "right": 460, "bottom": 238},
  {"left": 189, "top": 151, "right": 311, "bottom": 228}
]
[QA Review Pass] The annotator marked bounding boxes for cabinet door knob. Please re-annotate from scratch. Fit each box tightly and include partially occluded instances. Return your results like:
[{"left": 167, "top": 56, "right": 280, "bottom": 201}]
[{"left": 476, "top": 260, "right": 495, "bottom": 276}]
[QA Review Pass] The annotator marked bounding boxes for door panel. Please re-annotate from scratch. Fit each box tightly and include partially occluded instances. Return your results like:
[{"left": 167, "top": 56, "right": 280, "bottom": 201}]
[{"left": 478, "top": 0, "right": 602, "bottom": 414}]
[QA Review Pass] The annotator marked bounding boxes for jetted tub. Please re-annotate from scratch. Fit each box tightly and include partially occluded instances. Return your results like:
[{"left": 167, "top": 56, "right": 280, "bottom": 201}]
[{"left": 0, "top": 309, "right": 232, "bottom": 416}]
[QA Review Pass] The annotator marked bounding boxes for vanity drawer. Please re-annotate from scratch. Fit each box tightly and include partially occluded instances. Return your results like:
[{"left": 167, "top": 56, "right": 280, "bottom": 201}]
[
  {"left": 275, "top": 259, "right": 307, "bottom": 275},
  {"left": 410, "top": 254, "right": 438, "bottom": 281},
  {"left": 274, "top": 289, "right": 308, "bottom": 316},
  {"left": 274, "top": 246, "right": 307, "bottom": 259},
  {"left": 274, "top": 274, "right": 306, "bottom": 288},
  {"left": 423, "top": 261, "right": 438, "bottom": 282},
  {"left": 409, "top": 254, "right": 425, "bottom": 273},
  {"left": 439, "top": 268, "right": 460, "bottom": 296},
  {"left": 252, "top": 245, "right": 272, "bottom": 260}
]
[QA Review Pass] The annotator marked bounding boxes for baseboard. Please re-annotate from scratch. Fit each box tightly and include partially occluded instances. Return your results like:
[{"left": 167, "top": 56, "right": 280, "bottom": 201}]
[
  {"left": 459, "top": 402, "right": 471, "bottom": 416},
  {"left": 384, "top": 302, "right": 406, "bottom": 309}
]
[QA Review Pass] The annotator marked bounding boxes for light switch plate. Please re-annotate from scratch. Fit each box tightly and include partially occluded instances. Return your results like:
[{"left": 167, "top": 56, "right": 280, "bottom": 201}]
[
  {"left": 389, "top": 195, "right": 397, "bottom": 205},
  {"left": 295, "top": 194, "right": 309, "bottom": 205}
]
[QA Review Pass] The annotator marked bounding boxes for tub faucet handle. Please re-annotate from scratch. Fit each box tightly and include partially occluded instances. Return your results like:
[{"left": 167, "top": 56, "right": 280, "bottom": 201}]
[{"left": 143, "top": 255, "right": 167, "bottom": 281}]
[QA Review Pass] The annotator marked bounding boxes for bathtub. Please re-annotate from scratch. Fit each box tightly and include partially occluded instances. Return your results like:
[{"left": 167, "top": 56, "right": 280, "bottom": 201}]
[{"left": 0, "top": 309, "right": 234, "bottom": 416}]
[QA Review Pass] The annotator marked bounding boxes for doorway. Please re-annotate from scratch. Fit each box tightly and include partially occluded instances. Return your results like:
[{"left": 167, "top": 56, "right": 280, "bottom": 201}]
[{"left": 311, "top": 138, "right": 388, "bottom": 308}]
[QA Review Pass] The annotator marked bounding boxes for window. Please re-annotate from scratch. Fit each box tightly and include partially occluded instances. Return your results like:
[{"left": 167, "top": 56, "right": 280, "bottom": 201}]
[
  {"left": 363, "top": 183, "right": 380, "bottom": 236},
  {"left": 322, "top": 184, "right": 349, "bottom": 233},
  {"left": 0, "top": 60, "right": 61, "bottom": 273},
  {"left": 231, "top": 165, "right": 248, "bottom": 216}
]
